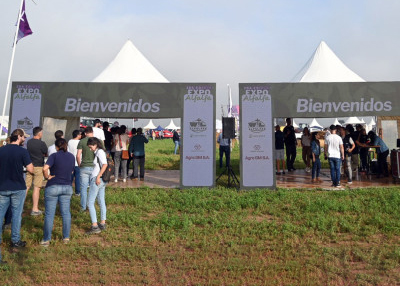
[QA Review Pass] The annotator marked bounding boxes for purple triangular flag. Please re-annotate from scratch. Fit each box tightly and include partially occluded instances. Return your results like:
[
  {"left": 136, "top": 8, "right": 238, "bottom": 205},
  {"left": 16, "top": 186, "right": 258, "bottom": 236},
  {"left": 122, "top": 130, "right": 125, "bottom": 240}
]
[{"left": 16, "top": 0, "right": 33, "bottom": 43}]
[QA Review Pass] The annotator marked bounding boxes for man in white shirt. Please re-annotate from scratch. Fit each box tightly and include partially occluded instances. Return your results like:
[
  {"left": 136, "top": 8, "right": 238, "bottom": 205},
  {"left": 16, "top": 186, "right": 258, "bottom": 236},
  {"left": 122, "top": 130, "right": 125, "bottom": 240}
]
[
  {"left": 68, "top": 130, "right": 82, "bottom": 195},
  {"left": 93, "top": 119, "right": 105, "bottom": 143},
  {"left": 324, "top": 125, "right": 344, "bottom": 187},
  {"left": 47, "top": 130, "right": 64, "bottom": 156}
]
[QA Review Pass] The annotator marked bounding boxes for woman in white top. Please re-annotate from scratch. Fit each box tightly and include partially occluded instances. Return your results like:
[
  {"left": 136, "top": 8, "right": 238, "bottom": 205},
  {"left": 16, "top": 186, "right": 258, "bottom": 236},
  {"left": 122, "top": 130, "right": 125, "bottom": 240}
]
[
  {"left": 113, "top": 126, "right": 130, "bottom": 182},
  {"left": 86, "top": 137, "right": 108, "bottom": 234},
  {"left": 301, "top": 127, "right": 311, "bottom": 172}
]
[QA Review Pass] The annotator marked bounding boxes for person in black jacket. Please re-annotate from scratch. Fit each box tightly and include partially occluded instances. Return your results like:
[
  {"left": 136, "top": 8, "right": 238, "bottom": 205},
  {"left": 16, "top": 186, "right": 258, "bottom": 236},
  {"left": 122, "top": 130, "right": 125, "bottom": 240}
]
[
  {"left": 283, "top": 118, "right": 297, "bottom": 171},
  {"left": 172, "top": 130, "right": 180, "bottom": 155}
]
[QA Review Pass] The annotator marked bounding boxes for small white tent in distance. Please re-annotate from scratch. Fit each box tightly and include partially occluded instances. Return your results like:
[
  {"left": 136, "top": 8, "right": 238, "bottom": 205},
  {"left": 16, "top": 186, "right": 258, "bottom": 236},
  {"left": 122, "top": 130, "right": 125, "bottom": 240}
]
[
  {"left": 144, "top": 119, "right": 157, "bottom": 130},
  {"left": 344, "top": 117, "right": 363, "bottom": 125},
  {"left": 165, "top": 119, "right": 180, "bottom": 130}
]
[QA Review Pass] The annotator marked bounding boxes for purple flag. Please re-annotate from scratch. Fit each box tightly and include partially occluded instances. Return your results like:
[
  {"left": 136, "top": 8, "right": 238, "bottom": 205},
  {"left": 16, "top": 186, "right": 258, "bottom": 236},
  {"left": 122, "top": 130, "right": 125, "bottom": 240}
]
[{"left": 16, "top": 0, "right": 33, "bottom": 43}]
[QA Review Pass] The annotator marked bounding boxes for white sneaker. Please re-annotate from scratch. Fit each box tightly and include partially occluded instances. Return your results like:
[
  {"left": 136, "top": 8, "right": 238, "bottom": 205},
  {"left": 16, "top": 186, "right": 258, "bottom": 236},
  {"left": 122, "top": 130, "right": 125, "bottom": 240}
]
[{"left": 114, "top": 179, "right": 118, "bottom": 183}]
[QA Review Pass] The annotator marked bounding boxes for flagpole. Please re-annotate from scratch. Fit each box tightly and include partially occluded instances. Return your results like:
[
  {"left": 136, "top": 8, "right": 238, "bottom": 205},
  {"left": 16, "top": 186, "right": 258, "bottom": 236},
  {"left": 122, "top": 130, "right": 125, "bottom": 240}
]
[
  {"left": 1, "top": 0, "right": 25, "bottom": 136},
  {"left": 227, "top": 84, "right": 232, "bottom": 118}
]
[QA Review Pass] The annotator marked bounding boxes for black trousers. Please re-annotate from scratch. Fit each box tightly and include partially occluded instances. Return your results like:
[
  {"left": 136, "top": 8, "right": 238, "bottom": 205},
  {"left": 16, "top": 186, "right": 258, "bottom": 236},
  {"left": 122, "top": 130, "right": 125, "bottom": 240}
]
[
  {"left": 285, "top": 144, "right": 297, "bottom": 170},
  {"left": 219, "top": 146, "right": 231, "bottom": 168},
  {"left": 377, "top": 150, "right": 389, "bottom": 176},
  {"left": 359, "top": 148, "right": 368, "bottom": 171}
]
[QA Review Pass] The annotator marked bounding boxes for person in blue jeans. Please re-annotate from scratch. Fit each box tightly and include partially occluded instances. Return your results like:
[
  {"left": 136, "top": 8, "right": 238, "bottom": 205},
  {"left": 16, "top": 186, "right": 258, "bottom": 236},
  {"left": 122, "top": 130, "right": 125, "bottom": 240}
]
[
  {"left": 172, "top": 130, "right": 180, "bottom": 155},
  {"left": 129, "top": 128, "right": 149, "bottom": 180},
  {"left": 40, "top": 138, "right": 75, "bottom": 247},
  {"left": 86, "top": 137, "right": 108, "bottom": 234},
  {"left": 310, "top": 132, "right": 321, "bottom": 182},
  {"left": 76, "top": 127, "right": 94, "bottom": 211},
  {"left": 0, "top": 129, "right": 33, "bottom": 264},
  {"left": 67, "top": 129, "right": 82, "bottom": 196},
  {"left": 324, "top": 125, "right": 344, "bottom": 187}
]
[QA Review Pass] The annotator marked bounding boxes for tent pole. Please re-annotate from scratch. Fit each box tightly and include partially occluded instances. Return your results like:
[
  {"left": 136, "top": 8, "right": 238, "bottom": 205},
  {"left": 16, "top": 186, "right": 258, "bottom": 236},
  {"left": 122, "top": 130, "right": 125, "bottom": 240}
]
[{"left": 1, "top": 0, "right": 25, "bottom": 136}]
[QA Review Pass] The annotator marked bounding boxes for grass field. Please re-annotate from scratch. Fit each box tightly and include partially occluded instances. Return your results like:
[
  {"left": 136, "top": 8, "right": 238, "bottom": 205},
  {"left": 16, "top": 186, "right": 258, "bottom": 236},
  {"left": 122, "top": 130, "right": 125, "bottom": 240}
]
[
  {"left": 143, "top": 139, "right": 325, "bottom": 187},
  {"left": 1, "top": 139, "right": 399, "bottom": 285}
]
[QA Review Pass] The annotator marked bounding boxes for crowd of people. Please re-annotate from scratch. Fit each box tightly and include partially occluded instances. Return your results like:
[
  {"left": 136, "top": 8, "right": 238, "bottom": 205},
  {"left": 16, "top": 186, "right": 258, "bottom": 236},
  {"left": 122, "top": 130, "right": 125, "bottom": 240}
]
[
  {"left": 275, "top": 118, "right": 389, "bottom": 187},
  {"left": 0, "top": 118, "right": 181, "bottom": 264}
]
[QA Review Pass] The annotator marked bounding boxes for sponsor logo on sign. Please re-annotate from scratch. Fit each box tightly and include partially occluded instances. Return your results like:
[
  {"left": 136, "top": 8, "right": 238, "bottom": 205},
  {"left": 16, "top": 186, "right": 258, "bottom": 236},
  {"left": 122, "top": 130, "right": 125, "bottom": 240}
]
[
  {"left": 184, "top": 86, "right": 213, "bottom": 103},
  {"left": 248, "top": 119, "right": 266, "bottom": 133},
  {"left": 253, "top": 144, "right": 261, "bottom": 151},
  {"left": 13, "top": 85, "right": 42, "bottom": 101},
  {"left": 194, "top": 144, "right": 202, "bottom": 151},
  {"left": 189, "top": 118, "right": 207, "bottom": 133},
  {"left": 17, "top": 117, "right": 33, "bottom": 130},
  {"left": 242, "top": 86, "right": 270, "bottom": 103}
]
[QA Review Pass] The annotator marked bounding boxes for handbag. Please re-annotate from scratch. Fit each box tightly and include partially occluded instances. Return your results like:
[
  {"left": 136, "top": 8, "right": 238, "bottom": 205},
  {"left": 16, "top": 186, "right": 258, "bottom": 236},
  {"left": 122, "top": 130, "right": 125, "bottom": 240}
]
[
  {"left": 122, "top": 150, "right": 129, "bottom": 160},
  {"left": 119, "top": 134, "right": 129, "bottom": 160}
]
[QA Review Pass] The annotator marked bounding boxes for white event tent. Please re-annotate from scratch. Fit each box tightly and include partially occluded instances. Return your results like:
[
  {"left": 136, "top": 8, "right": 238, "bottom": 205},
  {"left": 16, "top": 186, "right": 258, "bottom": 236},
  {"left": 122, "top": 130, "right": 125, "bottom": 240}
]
[
  {"left": 309, "top": 118, "right": 323, "bottom": 129},
  {"left": 144, "top": 119, "right": 157, "bottom": 130},
  {"left": 344, "top": 117, "right": 363, "bottom": 125},
  {"left": 93, "top": 40, "right": 169, "bottom": 83},
  {"left": 293, "top": 41, "right": 365, "bottom": 83},
  {"left": 332, "top": 118, "right": 341, "bottom": 126},
  {"left": 91, "top": 39, "right": 175, "bottom": 128},
  {"left": 292, "top": 41, "right": 366, "bottom": 127},
  {"left": 165, "top": 119, "right": 180, "bottom": 130}
]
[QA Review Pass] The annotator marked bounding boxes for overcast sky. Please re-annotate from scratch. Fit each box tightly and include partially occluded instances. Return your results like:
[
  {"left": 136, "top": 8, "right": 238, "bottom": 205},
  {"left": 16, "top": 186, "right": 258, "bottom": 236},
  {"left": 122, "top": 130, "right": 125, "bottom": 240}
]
[{"left": 1, "top": 0, "right": 400, "bottom": 124}]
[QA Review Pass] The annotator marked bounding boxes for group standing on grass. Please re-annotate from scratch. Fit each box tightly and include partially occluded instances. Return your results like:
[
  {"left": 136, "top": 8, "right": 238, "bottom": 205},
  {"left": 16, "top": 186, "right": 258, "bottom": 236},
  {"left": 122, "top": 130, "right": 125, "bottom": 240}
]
[
  {"left": 275, "top": 119, "right": 389, "bottom": 187},
  {"left": 0, "top": 118, "right": 156, "bottom": 261}
]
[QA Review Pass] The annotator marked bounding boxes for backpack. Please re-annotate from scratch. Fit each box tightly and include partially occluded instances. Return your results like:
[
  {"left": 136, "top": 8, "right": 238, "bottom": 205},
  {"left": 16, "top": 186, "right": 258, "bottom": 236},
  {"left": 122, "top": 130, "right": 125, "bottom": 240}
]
[{"left": 97, "top": 153, "right": 115, "bottom": 183}]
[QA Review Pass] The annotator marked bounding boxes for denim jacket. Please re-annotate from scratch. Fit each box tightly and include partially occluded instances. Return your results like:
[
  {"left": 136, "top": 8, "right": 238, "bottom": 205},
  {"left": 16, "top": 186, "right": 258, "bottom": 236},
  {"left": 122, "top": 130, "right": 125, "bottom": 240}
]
[{"left": 311, "top": 140, "right": 320, "bottom": 157}]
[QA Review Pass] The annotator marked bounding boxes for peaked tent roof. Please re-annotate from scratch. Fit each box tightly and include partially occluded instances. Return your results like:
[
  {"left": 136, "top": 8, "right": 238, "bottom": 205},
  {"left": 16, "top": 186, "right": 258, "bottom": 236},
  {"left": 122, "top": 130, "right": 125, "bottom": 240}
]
[
  {"left": 368, "top": 118, "right": 376, "bottom": 126},
  {"left": 165, "top": 119, "right": 180, "bottom": 130},
  {"left": 309, "top": 118, "right": 323, "bottom": 128},
  {"left": 344, "top": 117, "right": 363, "bottom": 125},
  {"left": 143, "top": 119, "right": 157, "bottom": 129},
  {"left": 332, "top": 118, "right": 341, "bottom": 126},
  {"left": 93, "top": 40, "right": 169, "bottom": 83},
  {"left": 292, "top": 41, "right": 365, "bottom": 82}
]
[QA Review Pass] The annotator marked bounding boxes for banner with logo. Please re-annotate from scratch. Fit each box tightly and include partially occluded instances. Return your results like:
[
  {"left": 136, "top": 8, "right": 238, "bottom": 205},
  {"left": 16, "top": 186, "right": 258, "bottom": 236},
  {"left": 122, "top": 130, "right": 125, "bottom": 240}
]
[
  {"left": 10, "top": 84, "right": 42, "bottom": 144},
  {"left": 240, "top": 84, "right": 274, "bottom": 188},
  {"left": 181, "top": 84, "right": 215, "bottom": 187}
]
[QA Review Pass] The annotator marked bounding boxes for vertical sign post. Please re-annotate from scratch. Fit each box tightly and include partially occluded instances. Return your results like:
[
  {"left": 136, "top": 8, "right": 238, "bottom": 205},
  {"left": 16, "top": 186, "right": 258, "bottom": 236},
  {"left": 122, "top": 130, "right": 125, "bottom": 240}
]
[
  {"left": 240, "top": 84, "right": 275, "bottom": 189},
  {"left": 181, "top": 84, "right": 216, "bottom": 188},
  {"left": 10, "top": 83, "right": 42, "bottom": 144}
]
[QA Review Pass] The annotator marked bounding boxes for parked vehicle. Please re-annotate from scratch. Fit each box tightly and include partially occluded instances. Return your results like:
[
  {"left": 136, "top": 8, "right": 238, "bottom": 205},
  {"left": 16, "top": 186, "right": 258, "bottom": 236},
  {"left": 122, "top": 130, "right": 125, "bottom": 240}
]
[{"left": 155, "top": 130, "right": 173, "bottom": 138}]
